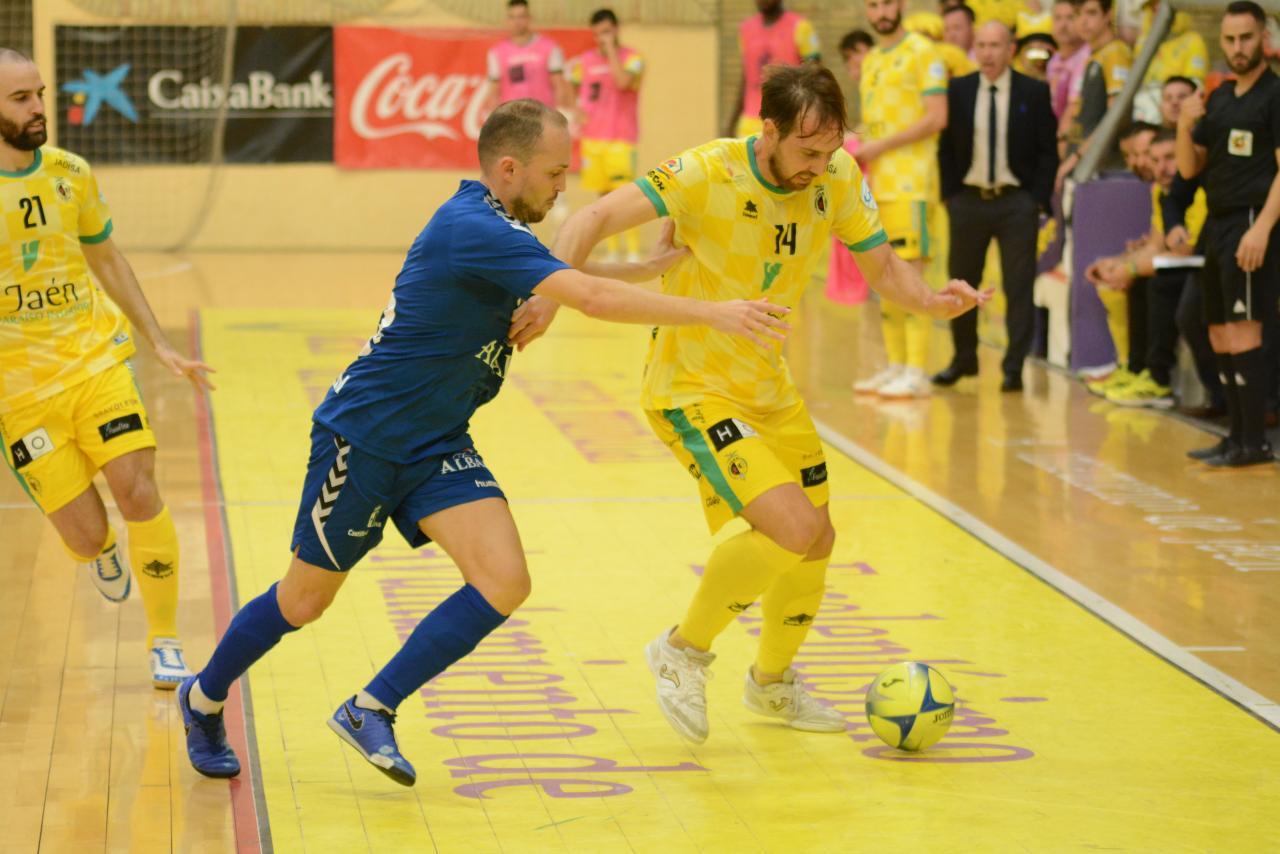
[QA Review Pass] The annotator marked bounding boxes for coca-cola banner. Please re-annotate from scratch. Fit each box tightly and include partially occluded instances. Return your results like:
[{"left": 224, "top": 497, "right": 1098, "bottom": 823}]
[{"left": 335, "top": 26, "right": 594, "bottom": 170}]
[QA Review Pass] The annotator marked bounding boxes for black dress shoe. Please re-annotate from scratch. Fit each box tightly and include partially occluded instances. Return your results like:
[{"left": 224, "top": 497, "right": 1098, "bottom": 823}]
[
  {"left": 1204, "top": 442, "right": 1274, "bottom": 468},
  {"left": 1001, "top": 373, "right": 1023, "bottom": 392},
  {"left": 931, "top": 363, "right": 978, "bottom": 386},
  {"left": 1187, "top": 437, "right": 1232, "bottom": 461},
  {"left": 1178, "top": 402, "right": 1228, "bottom": 419}
]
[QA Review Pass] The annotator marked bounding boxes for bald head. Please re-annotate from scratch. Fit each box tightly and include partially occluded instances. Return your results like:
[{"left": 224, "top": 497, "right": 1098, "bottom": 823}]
[
  {"left": 0, "top": 50, "right": 47, "bottom": 153},
  {"left": 974, "top": 21, "right": 1016, "bottom": 78}
]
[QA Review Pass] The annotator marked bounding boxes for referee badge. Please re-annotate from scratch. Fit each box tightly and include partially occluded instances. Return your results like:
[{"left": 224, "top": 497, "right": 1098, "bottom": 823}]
[{"left": 1229, "top": 129, "right": 1254, "bottom": 158}]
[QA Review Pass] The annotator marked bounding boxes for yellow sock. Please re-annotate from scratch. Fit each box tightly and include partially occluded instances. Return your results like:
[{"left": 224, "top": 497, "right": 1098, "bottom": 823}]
[
  {"left": 756, "top": 556, "right": 829, "bottom": 674},
  {"left": 127, "top": 505, "right": 180, "bottom": 645},
  {"left": 63, "top": 525, "right": 115, "bottom": 564},
  {"left": 604, "top": 233, "right": 620, "bottom": 256},
  {"left": 677, "top": 529, "right": 805, "bottom": 650},
  {"left": 904, "top": 309, "right": 932, "bottom": 370},
  {"left": 624, "top": 228, "right": 640, "bottom": 258},
  {"left": 1097, "top": 286, "right": 1129, "bottom": 367},
  {"left": 880, "top": 302, "right": 907, "bottom": 365}
]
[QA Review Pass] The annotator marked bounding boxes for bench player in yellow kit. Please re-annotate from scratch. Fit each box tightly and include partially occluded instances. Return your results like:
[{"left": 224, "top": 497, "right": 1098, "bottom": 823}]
[
  {"left": 514, "top": 63, "right": 987, "bottom": 743},
  {"left": 0, "top": 50, "right": 213, "bottom": 688}
]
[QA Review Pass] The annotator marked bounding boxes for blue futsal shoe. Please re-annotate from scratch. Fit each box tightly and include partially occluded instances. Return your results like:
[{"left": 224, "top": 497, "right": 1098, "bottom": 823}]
[
  {"left": 177, "top": 676, "right": 241, "bottom": 778},
  {"left": 328, "top": 696, "right": 417, "bottom": 786}
]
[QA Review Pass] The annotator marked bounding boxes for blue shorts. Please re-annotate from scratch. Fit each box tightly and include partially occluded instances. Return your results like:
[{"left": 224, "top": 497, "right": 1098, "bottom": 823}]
[{"left": 290, "top": 424, "right": 506, "bottom": 572}]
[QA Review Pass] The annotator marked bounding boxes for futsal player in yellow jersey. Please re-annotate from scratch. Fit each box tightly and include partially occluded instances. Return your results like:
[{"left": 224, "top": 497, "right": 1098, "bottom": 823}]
[
  {"left": 854, "top": 0, "right": 949, "bottom": 399},
  {"left": 526, "top": 64, "right": 987, "bottom": 743},
  {"left": 0, "top": 51, "right": 213, "bottom": 687}
]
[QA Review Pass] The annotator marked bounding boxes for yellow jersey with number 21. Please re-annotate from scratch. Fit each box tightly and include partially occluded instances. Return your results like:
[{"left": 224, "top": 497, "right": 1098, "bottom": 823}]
[
  {"left": 635, "top": 138, "right": 886, "bottom": 413},
  {"left": 0, "top": 146, "right": 127, "bottom": 415}
]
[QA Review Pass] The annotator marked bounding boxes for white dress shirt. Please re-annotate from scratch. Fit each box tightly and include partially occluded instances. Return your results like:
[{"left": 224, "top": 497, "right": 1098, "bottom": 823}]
[{"left": 964, "top": 67, "right": 1020, "bottom": 190}]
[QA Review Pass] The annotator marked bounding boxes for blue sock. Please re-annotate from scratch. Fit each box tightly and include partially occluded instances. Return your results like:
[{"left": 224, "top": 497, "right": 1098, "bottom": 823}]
[
  {"left": 365, "top": 584, "right": 506, "bottom": 710},
  {"left": 198, "top": 582, "right": 300, "bottom": 702}
]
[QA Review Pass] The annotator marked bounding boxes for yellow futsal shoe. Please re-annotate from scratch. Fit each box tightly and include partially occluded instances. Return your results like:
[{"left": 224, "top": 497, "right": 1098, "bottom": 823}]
[
  {"left": 742, "top": 668, "right": 846, "bottom": 733},
  {"left": 1084, "top": 367, "right": 1135, "bottom": 397},
  {"left": 1105, "top": 370, "right": 1174, "bottom": 409}
]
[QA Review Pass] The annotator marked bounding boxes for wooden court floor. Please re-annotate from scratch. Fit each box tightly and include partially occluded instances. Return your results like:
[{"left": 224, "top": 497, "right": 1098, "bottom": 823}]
[{"left": 1, "top": 252, "right": 1278, "bottom": 853}]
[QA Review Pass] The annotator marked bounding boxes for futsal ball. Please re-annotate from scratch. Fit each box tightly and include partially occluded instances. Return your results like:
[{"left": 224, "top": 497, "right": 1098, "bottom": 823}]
[{"left": 865, "top": 661, "right": 955, "bottom": 751}]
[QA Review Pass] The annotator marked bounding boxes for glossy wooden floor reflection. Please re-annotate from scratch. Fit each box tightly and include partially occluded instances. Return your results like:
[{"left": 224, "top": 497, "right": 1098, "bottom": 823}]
[
  {"left": 792, "top": 292, "right": 1280, "bottom": 711},
  {"left": 2, "top": 252, "right": 1279, "bottom": 853}
]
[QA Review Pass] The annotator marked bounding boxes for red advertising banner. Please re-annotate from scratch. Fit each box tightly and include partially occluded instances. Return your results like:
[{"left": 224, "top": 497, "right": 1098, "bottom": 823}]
[{"left": 335, "top": 27, "right": 594, "bottom": 170}]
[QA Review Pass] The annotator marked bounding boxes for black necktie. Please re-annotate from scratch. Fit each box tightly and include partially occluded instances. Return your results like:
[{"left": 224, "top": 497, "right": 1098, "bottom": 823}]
[{"left": 988, "top": 84, "right": 998, "bottom": 186}]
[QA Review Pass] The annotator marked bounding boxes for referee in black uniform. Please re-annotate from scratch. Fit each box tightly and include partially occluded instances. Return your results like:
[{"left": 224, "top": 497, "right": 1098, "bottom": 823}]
[{"left": 1176, "top": 0, "right": 1279, "bottom": 467}]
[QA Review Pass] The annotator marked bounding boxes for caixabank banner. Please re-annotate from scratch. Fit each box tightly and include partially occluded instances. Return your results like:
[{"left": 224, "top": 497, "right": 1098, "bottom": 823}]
[{"left": 56, "top": 26, "right": 334, "bottom": 163}]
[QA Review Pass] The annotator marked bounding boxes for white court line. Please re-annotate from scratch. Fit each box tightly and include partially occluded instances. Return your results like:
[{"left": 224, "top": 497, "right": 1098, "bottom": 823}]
[
  {"left": 1183, "top": 646, "right": 1247, "bottom": 653},
  {"left": 814, "top": 417, "right": 1280, "bottom": 732},
  {"left": 136, "top": 260, "right": 194, "bottom": 280}
]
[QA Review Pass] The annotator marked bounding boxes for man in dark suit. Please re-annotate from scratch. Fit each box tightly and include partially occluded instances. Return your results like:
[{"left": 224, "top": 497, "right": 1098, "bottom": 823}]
[{"left": 933, "top": 20, "right": 1059, "bottom": 391}]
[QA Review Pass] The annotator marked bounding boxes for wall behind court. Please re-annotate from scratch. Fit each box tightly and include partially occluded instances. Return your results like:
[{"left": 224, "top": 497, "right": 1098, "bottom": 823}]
[{"left": 33, "top": 0, "right": 720, "bottom": 251}]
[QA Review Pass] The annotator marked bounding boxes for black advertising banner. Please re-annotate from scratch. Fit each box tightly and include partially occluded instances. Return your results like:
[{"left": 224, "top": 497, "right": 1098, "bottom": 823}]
[{"left": 56, "top": 26, "right": 334, "bottom": 164}]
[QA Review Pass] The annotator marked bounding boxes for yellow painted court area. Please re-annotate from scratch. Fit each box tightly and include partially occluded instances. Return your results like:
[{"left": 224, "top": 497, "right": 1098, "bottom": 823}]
[{"left": 196, "top": 307, "right": 1279, "bottom": 852}]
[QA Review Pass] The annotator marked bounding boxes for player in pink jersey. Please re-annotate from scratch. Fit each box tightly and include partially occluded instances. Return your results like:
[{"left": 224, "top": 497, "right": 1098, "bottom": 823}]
[
  {"left": 485, "top": 0, "right": 570, "bottom": 112},
  {"left": 570, "top": 9, "right": 645, "bottom": 260},
  {"left": 728, "top": 0, "right": 821, "bottom": 138}
]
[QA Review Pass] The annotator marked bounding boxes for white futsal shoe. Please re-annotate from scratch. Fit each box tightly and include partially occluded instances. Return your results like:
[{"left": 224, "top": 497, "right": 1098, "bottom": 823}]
[
  {"left": 150, "top": 637, "right": 193, "bottom": 690},
  {"left": 645, "top": 628, "right": 715, "bottom": 744},
  {"left": 742, "top": 668, "right": 847, "bottom": 732},
  {"left": 853, "top": 364, "right": 903, "bottom": 395},
  {"left": 878, "top": 366, "right": 932, "bottom": 399},
  {"left": 83, "top": 539, "right": 131, "bottom": 602}
]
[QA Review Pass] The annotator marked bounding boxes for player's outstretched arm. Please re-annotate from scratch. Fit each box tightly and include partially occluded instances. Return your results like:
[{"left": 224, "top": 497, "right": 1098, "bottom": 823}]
[
  {"left": 854, "top": 241, "right": 991, "bottom": 320},
  {"left": 82, "top": 238, "right": 216, "bottom": 391},
  {"left": 532, "top": 268, "right": 788, "bottom": 349},
  {"left": 581, "top": 219, "right": 688, "bottom": 285}
]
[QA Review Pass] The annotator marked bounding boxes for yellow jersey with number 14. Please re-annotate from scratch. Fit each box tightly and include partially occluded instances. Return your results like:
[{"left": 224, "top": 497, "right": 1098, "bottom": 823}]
[
  {"left": 635, "top": 138, "right": 886, "bottom": 412},
  {"left": 859, "top": 32, "right": 948, "bottom": 202},
  {"left": 0, "top": 146, "right": 128, "bottom": 415}
]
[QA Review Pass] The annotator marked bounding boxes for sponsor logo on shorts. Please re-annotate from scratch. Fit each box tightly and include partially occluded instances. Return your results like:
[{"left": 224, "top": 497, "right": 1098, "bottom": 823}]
[
  {"left": 727, "top": 453, "right": 749, "bottom": 480},
  {"left": 347, "top": 528, "right": 370, "bottom": 537},
  {"left": 707, "top": 417, "right": 756, "bottom": 452},
  {"left": 91, "top": 398, "right": 140, "bottom": 419},
  {"left": 801, "top": 462, "right": 828, "bottom": 487},
  {"left": 97, "top": 413, "right": 144, "bottom": 442},
  {"left": 783, "top": 612, "right": 815, "bottom": 626},
  {"left": 10, "top": 427, "right": 54, "bottom": 469},
  {"left": 441, "top": 449, "right": 486, "bottom": 474},
  {"left": 705, "top": 495, "right": 721, "bottom": 507},
  {"left": 688, "top": 463, "right": 701, "bottom": 480}
]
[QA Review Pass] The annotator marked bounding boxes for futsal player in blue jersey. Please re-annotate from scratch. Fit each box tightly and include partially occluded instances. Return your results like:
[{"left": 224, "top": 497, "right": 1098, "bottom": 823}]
[{"left": 176, "top": 99, "right": 786, "bottom": 786}]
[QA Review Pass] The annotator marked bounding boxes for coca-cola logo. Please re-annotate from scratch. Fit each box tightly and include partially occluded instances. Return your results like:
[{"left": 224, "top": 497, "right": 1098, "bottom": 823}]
[{"left": 350, "top": 53, "right": 489, "bottom": 142}]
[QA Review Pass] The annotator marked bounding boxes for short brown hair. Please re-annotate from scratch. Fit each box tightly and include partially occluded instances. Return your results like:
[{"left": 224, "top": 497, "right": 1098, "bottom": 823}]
[
  {"left": 759, "top": 64, "right": 848, "bottom": 139},
  {"left": 477, "top": 99, "right": 567, "bottom": 169}
]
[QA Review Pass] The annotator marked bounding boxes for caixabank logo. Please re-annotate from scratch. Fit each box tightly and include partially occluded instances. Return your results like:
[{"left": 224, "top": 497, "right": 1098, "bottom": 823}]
[{"left": 56, "top": 26, "right": 333, "bottom": 163}]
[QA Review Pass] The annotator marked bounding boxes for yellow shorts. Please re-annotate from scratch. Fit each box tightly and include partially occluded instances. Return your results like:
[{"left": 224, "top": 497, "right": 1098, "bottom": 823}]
[
  {"left": 735, "top": 115, "right": 764, "bottom": 138},
  {"left": 878, "top": 199, "right": 934, "bottom": 261},
  {"left": 580, "top": 139, "right": 637, "bottom": 193},
  {"left": 647, "top": 398, "right": 829, "bottom": 534},
  {"left": 0, "top": 360, "right": 156, "bottom": 513}
]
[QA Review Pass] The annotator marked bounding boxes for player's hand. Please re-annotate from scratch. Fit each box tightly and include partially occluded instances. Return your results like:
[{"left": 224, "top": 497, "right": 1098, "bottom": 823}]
[
  {"left": 508, "top": 295, "right": 561, "bottom": 351},
  {"left": 709, "top": 298, "right": 790, "bottom": 348},
  {"left": 1166, "top": 225, "right": 1191, "bottom": 254},
  {"left": 1237, "top": 223, "right": 1270, "bottom": 273},
  {"left": 643, "top": 219, "right": 689, "bottom": 279},
  {"left": 1177, "top": 90, "right": 1205, "bottom": 130},
  {"left": 927, "top": 279, "right": 991, "bottom": 319},
  {"left": 154, "top": 343, "right": 216, "bottom": 391},
  {"left": 856, "top": 139, "right": 885, "bottom": 164}
]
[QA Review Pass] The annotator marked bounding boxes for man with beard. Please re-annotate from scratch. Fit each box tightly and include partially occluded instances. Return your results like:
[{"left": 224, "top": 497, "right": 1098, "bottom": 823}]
[
  {"left": 1177, "top": 1, "right": 1280, "bottom": 467},
  {"left": 727, "top": 0, "right": 821, "bottom": 138},
  {"left": 540, "top": 65, "right": 986, "bottom": 744},
  {"left": 0, "top": 51, "right": 211, "bottom": 690},
  {"left": 853, "top": 0, "right": 950, "bottom": 399},
  {"left": 177, "top": 99, "right": 788, "bottom": 785}
]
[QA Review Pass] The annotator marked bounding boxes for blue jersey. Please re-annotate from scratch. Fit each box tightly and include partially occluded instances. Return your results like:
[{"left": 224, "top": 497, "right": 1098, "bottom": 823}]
[{"left": 314, "top": 180, "right": 569, "bottom": 462}]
